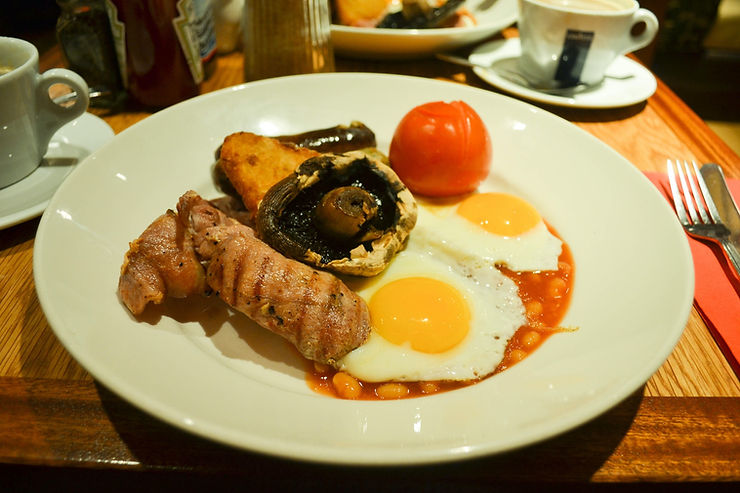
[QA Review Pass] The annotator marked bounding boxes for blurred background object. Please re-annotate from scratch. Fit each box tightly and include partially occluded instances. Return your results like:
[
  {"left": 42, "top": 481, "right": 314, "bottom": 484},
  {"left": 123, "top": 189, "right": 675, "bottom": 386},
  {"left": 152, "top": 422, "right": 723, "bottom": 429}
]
[
  {"left": 650, "top": 0, "right": 740, "bottom": 154},
  {"left": 655, "top": 0, "right": 722, "bottom": 54},
  {"left": 243, "top": 0, "right": 334, "bottom": 81},
  {"left": 55, "top": 0, "right": 125, "bottom": 108},
  {"left": 106, "top": 0, "right": 216, "bottom": 108},
  {"left": 213, "top": 0, "right": 244, "bottom": 54},
  {"left": 0, "top": 0, "right": 60, "bottom": 50}
]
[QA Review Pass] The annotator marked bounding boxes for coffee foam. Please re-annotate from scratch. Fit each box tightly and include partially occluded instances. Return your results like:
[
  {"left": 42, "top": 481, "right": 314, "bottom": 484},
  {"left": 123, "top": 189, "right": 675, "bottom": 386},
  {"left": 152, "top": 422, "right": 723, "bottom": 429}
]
[{"left": 533, "top": 0, "right": 634, "bottom": 11}]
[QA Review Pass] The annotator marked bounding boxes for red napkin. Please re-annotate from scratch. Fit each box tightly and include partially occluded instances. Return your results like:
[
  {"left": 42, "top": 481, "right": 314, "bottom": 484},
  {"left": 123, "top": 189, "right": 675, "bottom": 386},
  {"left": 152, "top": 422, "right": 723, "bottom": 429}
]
[{"left": 646, "top": 172, "right": 740, "bottom": 378}]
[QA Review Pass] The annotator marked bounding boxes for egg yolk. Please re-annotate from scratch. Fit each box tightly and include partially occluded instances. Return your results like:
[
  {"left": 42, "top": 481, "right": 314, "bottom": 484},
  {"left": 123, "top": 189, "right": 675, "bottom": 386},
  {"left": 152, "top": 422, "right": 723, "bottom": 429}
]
[
  {"left": 368, "top": 277, "right": 470, "bottom": 354},
  {"left": 456, "top": 192, "right": 541, "bottom": 237}
]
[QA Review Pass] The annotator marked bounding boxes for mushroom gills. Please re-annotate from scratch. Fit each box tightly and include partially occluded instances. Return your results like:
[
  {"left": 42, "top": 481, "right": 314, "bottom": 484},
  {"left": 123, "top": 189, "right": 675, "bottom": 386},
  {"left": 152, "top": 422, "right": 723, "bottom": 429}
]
[
  {"left": 274, "top": 159, "right": 399, "bottom": 262},
  {"left": 256, "top": 151, "right": 417, "bottom": 277}
]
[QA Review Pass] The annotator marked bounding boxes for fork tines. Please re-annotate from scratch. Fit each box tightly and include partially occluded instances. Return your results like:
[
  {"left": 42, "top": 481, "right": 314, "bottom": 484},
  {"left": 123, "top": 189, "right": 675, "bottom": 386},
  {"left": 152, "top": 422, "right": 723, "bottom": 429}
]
[{"left": 666, "top": 159, "right": 722, "bottom": 227}]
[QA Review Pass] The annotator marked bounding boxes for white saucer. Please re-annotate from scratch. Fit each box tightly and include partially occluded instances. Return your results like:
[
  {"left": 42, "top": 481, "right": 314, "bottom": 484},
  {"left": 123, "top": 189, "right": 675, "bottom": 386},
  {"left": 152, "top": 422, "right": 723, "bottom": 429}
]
[
  {"left": 0, "top": 112, "right": 114, "bottom": 230},
  {"left": 469, "top": 38, "right": 657, "bottom": 109}
]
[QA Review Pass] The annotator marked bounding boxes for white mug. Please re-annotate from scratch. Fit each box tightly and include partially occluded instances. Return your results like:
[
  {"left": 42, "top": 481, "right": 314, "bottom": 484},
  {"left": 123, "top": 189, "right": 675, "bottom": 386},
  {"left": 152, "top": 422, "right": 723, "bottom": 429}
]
[
  {"left": 517, "top": 0, "right": 659, "bottom": 88},
  {"left": 0, "top": 37, "right": 89, "bottom": 188}
]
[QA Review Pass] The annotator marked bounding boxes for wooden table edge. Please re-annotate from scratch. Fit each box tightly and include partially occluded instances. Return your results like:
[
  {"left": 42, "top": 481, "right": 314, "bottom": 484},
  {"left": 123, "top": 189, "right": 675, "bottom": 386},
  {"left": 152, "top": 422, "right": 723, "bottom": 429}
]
[{"left": 1, "top": 376, "right": 738, "bottom": 482}]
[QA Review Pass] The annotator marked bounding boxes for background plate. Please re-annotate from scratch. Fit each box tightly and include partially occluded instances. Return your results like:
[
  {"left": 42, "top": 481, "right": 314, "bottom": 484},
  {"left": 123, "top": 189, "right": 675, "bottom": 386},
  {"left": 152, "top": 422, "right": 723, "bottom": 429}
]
[
  {"left": 34, "top": 73, "right": 692, "bottom": 465},
  {"left": 331, "top": 0, "right": 517, "bottom": 59}
]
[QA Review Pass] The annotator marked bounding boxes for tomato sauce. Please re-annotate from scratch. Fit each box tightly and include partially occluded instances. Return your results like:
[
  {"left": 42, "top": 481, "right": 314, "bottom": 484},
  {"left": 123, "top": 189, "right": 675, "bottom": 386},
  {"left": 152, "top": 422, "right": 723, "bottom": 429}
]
[
  {"left": 306, "top": 228, "right": 575, "bottom": 400},
  {"left": 495, "top": 237, "right": 575, "bottom": 374}
]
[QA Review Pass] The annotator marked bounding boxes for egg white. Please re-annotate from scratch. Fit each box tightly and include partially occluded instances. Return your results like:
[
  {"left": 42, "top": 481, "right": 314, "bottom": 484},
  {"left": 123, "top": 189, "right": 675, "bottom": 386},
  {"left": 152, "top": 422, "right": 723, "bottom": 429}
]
[
  {"left": 337, "top": 231, "right": 526, "bottom": 382},
  {"left": 414, "top": 200, "right": 563, "bottom": 272}
]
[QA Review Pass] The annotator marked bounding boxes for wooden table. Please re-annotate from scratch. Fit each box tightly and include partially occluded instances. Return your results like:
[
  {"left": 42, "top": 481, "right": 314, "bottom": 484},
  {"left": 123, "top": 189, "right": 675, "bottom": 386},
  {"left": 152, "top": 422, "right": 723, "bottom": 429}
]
[{"left": 2, "top": 31, "right": 739, "bottom": 488}]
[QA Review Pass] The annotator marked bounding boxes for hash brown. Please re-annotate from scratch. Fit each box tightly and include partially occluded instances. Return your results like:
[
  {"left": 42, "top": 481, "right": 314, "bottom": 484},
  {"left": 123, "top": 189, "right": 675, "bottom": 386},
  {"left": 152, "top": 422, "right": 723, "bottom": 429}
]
[{"left": 218, "top": 132, "right": 320, "bottom": 213}]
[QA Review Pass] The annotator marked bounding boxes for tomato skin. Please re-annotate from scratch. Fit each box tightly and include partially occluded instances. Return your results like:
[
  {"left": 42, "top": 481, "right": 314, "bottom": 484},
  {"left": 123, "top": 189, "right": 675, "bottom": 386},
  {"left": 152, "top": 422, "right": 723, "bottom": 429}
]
[{"left": 389, "top": 100, "right": 492, "bottom": 197}]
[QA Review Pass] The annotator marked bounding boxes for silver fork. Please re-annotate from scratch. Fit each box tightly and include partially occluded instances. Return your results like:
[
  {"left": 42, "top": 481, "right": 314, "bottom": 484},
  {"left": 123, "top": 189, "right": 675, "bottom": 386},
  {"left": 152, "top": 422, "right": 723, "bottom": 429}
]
[{"left": 667, "top": 159, "right": 740, "bottom": 277}]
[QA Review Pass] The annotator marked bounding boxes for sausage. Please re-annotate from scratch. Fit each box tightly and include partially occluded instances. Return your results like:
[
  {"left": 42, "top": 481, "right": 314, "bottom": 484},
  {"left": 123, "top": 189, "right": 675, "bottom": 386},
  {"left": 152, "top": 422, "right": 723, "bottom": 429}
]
[
  {"left": 118, "top": 210, "right": 206, "bottom": 315},
  {"left": 275, "top": 121, "right": 376, "bottom": 153},
  {"left": 178, "top": 191, "right": 371, "bottom": 365}
]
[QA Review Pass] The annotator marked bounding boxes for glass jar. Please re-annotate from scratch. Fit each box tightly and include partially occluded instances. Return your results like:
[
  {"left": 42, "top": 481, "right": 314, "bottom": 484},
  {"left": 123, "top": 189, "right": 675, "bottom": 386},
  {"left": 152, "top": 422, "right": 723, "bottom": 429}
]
[{"left": 56, "top": 0, "right": 124, "bottom": 107}]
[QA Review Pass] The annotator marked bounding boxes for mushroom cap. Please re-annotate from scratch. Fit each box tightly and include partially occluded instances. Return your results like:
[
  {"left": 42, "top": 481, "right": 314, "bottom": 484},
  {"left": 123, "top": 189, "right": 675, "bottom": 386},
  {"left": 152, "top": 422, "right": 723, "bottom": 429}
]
[{"left": 256, "top": 151, "right": 417, "bottom": 277}]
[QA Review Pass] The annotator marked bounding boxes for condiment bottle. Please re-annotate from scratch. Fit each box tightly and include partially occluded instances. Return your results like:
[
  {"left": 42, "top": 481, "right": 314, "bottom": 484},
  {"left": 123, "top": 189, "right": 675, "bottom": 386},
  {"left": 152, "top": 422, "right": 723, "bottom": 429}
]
[
  {"left": 243, "top": 0, "right": 335, "bottom": 81},
  {"left": 106, "top": 0, "right": 217, "bottom": 108},
  {"left": 56, "top": 0, "right": 124, "bottom": 107},
  {"left": 190, "top": 0, "right": 218, "bottom": 79}
]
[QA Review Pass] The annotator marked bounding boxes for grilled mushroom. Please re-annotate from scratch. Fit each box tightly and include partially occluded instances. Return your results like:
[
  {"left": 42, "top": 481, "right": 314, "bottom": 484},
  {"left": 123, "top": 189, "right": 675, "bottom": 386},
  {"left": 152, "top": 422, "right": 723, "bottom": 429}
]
[{"left": 256, "top": 151, "right": 417, "bottom": 277}]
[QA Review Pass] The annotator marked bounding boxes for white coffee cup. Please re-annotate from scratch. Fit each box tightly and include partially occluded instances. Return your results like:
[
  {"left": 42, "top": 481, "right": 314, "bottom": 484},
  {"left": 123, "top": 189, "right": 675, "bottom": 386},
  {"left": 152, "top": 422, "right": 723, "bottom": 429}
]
[
  {"left": 1, "top": 37, "right": 89, "bottom": 188},
  {"left": 517, "top": 0, "right": 659, "bottom": 89}
]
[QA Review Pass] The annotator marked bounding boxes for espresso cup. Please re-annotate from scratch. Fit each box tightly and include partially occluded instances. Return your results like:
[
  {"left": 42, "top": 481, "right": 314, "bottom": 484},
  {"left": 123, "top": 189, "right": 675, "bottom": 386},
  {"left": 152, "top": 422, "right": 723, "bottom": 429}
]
[
  {"left": 0, "top": 37, "right": 89, "bottom": 188},
  {"left": 517, "top": 0, "right": 659, "bottom": 89}
]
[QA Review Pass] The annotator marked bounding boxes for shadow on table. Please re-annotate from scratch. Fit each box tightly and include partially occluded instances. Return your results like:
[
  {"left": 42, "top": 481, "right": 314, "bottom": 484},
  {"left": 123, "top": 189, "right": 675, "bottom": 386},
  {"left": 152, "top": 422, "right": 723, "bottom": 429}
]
[
  {"left": 547, "top": 101, "right": 649, "bottom": 124},
  {"left": 0, "top": 217, "right": 40, "bottom": 251},
  {"left": 91, "top": 383, "right": 645, "bottom": 490}
]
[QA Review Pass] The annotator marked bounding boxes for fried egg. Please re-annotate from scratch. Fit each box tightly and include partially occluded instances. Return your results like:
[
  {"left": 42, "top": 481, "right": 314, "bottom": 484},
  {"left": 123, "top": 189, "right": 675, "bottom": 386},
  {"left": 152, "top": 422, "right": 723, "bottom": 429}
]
[
  {"left": 335, "top": 192, "right": 562, "bottom": 383},
  {"left": 337, "top": 231, "right": 526, "bottom": 382},
  {"left": 414, "top": 192, "right": 562, "bottom": 272}
]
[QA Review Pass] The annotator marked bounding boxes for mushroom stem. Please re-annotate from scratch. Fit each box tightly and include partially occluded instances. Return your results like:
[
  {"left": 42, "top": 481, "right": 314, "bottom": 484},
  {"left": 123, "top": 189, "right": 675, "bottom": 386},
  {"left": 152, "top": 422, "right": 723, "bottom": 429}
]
[{"left": 313, "top": 186, "right": 378, "bottom": 241}]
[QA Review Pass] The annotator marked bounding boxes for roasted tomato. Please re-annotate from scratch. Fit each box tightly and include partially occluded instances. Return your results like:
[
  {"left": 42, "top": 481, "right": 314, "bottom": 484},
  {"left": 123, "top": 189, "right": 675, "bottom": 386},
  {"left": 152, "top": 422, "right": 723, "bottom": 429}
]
[{"left": 389, "top": 100, "right": 492, "bottom": 197}]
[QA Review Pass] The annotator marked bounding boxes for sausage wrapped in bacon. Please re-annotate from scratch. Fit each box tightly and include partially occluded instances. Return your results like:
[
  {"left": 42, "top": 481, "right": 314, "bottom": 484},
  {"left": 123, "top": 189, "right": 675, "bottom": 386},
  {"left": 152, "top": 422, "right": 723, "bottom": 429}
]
[{"left": 118, "top": 191, "right": 371, "bottom": 365}]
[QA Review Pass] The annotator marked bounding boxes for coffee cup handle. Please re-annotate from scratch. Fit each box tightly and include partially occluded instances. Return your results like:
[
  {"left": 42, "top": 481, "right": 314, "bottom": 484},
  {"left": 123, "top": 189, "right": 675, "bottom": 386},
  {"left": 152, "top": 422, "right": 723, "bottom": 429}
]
[
  {"left": 624, "top": 8, "right": 659, "bottom": 54},
  {"left": 34, "top": 68, "right": 90, "bottom": 152}
]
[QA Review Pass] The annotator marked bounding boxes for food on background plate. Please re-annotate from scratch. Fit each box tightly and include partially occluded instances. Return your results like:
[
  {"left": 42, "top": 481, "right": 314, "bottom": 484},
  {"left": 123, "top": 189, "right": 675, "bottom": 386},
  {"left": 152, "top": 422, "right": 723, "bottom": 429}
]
[
  {"left": 334, "top": 0, "right": 392, "bottom": 27},
  {"left": 256, "top": 151, "right": 417, "bottom": 277},
  {"left": 389, "top": 100, "right": 492, "bottom": 197},
  {"left": 118, "top": 103, "right": 574, "bottom": 400},
  {"left": 333, "top": 0, "right": 475, "bottom": 29}
]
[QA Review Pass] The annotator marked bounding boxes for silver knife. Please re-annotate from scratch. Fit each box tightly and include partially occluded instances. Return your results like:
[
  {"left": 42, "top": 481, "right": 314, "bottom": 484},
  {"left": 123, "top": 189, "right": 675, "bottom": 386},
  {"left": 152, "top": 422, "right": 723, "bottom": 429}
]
[{"left": 700, "top": 163, "right": 740, "bottom": 252}]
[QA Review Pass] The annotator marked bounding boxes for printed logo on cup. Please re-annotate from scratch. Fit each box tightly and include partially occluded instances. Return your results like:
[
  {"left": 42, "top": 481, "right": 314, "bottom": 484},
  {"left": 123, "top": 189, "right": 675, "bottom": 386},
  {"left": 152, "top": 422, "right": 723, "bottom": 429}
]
[{"left": 554, "top": 30, "right": 594, "bottom": 87}]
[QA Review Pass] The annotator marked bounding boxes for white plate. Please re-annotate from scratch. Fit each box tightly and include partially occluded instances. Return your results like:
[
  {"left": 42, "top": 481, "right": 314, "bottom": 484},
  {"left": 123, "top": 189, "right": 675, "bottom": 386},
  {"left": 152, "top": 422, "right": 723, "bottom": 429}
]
[
  {"left": 0, "top": 113, "right": 114, "bottom": 230},
  {"left": 34, "top": 73, "right": 692, "bottom": 465},
  {"left": 470, "top": 38, "right": 658, "bottom": 108},
  {"left": 331, "top": 0, "right": 517, "bottom": 59}
]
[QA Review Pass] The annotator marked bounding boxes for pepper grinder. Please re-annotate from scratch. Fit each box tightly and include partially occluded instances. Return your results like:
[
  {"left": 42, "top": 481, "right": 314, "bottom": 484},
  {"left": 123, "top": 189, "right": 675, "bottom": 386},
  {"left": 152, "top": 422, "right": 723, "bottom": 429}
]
[{"left": 243, "top": 0, "right": 335, "bottom": 81}]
